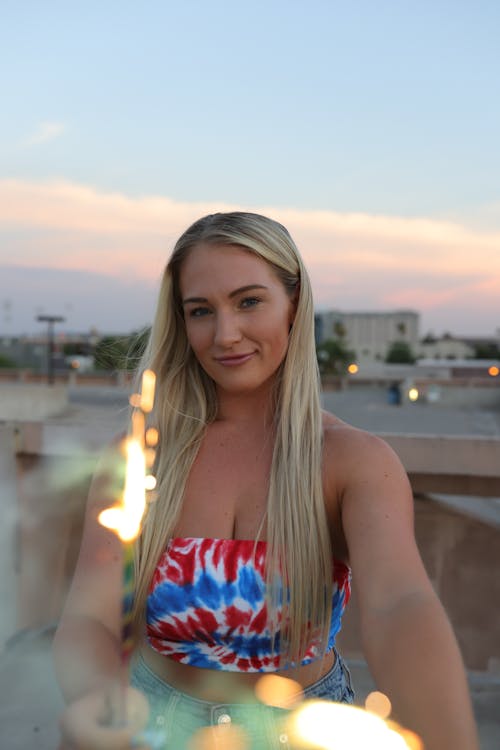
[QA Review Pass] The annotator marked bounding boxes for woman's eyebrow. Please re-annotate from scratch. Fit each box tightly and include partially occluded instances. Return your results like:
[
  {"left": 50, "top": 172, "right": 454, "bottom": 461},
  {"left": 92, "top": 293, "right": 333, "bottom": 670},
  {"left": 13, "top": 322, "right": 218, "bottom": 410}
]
[
  {"left": 229, "top": 284, "right": 268, "bottom": 298},
  {"left": 182, "top": 284, "right": 268, "bottom": 305},
  {"left": 182, "top": 296, "right": 208, "bottom": 305}
]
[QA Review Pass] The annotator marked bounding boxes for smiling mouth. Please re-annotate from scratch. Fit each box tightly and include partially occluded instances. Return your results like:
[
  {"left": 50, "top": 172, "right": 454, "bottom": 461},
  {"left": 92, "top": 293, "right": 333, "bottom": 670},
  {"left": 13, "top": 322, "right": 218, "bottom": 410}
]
[{"left": 215, "top": 352, "right": 255, "bottom": 366}]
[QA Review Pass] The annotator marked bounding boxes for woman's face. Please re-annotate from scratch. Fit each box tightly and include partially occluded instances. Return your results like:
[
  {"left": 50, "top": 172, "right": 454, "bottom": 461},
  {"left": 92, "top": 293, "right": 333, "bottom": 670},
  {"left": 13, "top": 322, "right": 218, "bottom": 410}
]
[{"left": 179, "top": 243, "right": 296, "bottom": 395}]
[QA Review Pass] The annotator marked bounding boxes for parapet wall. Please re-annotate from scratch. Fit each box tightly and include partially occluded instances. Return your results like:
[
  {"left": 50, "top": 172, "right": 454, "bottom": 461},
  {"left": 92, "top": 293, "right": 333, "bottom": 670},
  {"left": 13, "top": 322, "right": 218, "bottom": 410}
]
[
  {"left": 0, "top": 383, "right": 68, "bottom": 420},
  {"left": 1, "top": 421, "right": 499, "bottom": 671}
]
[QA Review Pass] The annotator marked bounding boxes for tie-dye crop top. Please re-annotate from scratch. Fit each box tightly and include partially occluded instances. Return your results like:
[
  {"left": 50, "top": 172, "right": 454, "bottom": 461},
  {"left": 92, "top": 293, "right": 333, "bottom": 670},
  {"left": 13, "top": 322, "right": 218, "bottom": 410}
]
[{"left": 146, "top": 537, "right": 351, "bottom": 672}]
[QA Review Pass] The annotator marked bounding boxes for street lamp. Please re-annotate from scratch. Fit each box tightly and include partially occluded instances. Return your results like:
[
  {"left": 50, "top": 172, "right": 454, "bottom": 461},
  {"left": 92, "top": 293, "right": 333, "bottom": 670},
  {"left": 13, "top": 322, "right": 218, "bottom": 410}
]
[{"left": 36, "top": 315, "right": 65, "bottom": 384}]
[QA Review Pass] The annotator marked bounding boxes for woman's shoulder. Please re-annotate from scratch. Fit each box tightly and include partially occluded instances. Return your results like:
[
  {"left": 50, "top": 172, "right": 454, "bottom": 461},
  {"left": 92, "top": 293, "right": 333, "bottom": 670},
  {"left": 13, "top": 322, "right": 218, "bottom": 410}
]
[
  {"left": 321, "top": 409, "right": 386, "bottom": 453},
  {"left": 321, "top": 410, "right": 406, "bottom": 484}
]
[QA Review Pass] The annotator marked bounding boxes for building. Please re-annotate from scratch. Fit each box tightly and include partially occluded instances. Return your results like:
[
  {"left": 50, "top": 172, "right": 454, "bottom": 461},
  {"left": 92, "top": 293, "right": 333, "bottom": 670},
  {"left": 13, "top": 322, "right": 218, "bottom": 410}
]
[
  {"left": 315, "top": 310, "right": 420, "bottom": 364},
  {"left": 417, "top": 334, "right": 475, "bottom": 361}
]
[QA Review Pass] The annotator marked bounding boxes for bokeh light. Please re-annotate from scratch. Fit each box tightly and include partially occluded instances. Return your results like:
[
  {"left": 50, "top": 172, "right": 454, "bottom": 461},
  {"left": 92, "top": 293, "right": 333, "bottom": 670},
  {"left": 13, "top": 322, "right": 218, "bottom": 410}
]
[
  {"left": 408, "top": 388, "right": 419, "bottom": 402},
  {"left": 347, "top": 363, "right": 359, "bottom": 374},
  {"left": 188, "top": 723, "right": 249, "bottom": 750},
  {"left": 488, "top": 365, "right": 499, "bottom": 377},
  {"left": 145, "top": 474, "right": 157, "bottom": 491},
  {"left": 145, "top": 447, "right": 156, "bottom": 468},
  {"left": 146, "top": 427, "right": 159, "bottom": 446},
  {"left": 129, "top": 393, "right": 141, "bottom": 408},
  {"left": 365, "top": 690, "right": 392, "bottom": 719},
  {"left": 287, "top": 700, "right": 410, "bottom": 749},
  {"left": 255, "top": 673, "right": 303, "bottom": 709}
]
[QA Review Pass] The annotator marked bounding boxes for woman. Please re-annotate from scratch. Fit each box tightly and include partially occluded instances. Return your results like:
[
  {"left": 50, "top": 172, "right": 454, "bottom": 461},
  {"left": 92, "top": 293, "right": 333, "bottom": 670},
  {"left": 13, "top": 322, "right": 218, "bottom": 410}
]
[{"left": 54, "top": 212, "right": 478, "bottom": 749}]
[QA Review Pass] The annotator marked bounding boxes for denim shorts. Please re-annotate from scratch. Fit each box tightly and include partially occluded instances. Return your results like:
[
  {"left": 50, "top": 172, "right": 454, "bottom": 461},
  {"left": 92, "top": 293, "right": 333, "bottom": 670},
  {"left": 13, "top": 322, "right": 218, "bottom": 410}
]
[{"left": 130, "top": 649, "right": 354, "bottom": 750}]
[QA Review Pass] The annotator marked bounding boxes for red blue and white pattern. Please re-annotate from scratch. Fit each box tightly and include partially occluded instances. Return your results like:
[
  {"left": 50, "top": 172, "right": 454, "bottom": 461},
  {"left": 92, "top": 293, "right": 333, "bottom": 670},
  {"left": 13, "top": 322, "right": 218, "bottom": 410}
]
[{"left": 146, "top": 537, "right": 351, "bottom": 672}]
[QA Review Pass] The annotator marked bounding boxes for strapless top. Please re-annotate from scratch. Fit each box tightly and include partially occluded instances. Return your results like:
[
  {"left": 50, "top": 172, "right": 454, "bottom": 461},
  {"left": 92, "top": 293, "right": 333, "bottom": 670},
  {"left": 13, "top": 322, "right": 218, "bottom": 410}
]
[{"left": 146, "top": 536, "right": 351, "bottom": 672}]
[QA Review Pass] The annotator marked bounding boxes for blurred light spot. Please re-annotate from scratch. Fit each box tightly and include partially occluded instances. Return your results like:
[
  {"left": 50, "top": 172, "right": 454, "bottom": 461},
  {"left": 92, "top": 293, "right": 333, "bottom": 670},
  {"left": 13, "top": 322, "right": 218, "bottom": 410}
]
[
  {"left": 365, "top": 690, "right": 392, "bottom": 719},
  {"left": 255, "top": 674, "right": 303, "bottom": 709},
  {"left": 140, "top": 369, "right": 156, "bottom": 412},
  {"left": 348, "top": 363, "right": 359, "bottom": 374},
  {"left": 387, "top": 721, "right": 424, "bottom": 750},
  {"left": 145, "top": 447, "right": 156, "bottom": 468},
  {"left": 146, "top": 427, "right": 159, "bottom": 446},
  {"left": 188, "top": 723, "right": 249, "bottom": 750},
  {"left": 488, "top": 366, "right": 499, "bottom": 377},
  {"left": 287, "top": 700, "right": 410, "bottom": 749},
  {"left": 129, "top": 393, "right": 141, "bottom": 408},
  {"left": 408, "top": 388, "right": 419, "bottom": 401},
  {"left": 145, "top": 474, "right": 157, "bottom": 491}
]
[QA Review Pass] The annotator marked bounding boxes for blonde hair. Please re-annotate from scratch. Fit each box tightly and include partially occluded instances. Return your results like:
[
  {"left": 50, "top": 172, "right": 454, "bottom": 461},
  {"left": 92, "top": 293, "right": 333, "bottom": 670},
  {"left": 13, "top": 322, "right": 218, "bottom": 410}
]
[{"left": 133, "top": 212, "right": 332, "bottom": 665}]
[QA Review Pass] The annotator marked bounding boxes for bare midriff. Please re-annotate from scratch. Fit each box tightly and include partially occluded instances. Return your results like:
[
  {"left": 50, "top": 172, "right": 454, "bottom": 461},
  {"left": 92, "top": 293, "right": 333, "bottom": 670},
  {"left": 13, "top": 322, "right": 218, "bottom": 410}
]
[{"left": 139, "top": 640, "right": 336, "bottom": 702}]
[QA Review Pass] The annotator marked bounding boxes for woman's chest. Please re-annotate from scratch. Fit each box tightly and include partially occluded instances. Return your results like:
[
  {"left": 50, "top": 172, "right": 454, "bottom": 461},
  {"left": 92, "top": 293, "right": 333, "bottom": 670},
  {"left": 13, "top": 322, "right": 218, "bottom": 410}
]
[{"left": 174, "top": 426, "right": 273, "bottom": 539}]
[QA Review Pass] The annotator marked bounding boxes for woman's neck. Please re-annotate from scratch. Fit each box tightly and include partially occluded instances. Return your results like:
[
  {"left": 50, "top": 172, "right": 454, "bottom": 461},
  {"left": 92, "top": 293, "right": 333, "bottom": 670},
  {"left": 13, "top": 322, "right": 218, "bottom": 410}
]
[{"left": 215, "top": 382, "right": 276, "bottom": 428}]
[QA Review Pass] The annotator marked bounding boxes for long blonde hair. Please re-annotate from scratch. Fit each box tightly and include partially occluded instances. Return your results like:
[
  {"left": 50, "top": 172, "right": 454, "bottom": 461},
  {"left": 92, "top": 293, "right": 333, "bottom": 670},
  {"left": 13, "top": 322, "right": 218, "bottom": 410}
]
[{"left": 133, "top": 212, "right": 332, "bottom": 665}]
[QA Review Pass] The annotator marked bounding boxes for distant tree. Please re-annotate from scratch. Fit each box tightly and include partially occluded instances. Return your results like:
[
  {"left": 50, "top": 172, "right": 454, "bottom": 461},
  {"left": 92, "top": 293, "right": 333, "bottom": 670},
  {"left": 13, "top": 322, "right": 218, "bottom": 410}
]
[
  {"left": 333, "top": 321, "right": 347, "bottom": 339},
  {"left": 93, "top": 328, "right": 151, "bottom": 371},
  {"left": 385, "top": 341, "right": 416, "bottom": 364},
  {"left": 473, "top": 343, "right": 500, "bottom": 359},
  {"left": 128, "top": 327, "right": 150, "bottom": 363},
  {"left": 93, "top": 336, "right": 130, "bottom": 370},
  {"left": 422, "top": 332, "right": 437, "bottom": 344},
  {"left": 0, "top": 353, "right": 16, "bottom": 368},
  {"left": 63, "top": 341, "right": 92, "bottom": 356},
  {"left": 317, "top": 338, "right": 355, "bottom": 375},
  {"left": 396, "top": 322, "right": 407, "bottom": 336}
]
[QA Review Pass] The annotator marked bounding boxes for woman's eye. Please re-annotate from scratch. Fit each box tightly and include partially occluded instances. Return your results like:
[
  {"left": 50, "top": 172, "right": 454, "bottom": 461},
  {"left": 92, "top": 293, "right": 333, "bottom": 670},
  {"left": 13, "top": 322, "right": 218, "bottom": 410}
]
[
  {"left": 240, "top": 297, "right": 261, "bottom": 309},
  {"left": 189, "top": 306, "right": 211, "bottom": 318}
]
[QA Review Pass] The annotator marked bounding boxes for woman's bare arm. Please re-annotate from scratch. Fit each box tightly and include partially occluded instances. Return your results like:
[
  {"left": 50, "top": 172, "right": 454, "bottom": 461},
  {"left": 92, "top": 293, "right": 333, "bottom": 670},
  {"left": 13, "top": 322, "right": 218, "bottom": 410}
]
[
  {"left": 53, "top": 445, "right": 125, "bottom": 703},
  {"left": 327, "top": 426, "right": 479, "bottom": 750}
]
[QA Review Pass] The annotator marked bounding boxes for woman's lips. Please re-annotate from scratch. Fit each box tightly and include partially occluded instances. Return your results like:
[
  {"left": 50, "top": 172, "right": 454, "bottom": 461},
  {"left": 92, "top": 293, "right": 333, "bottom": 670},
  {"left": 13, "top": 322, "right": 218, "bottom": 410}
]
[{"left": 215, "top": 352, "right": 255, "bottom": 366}]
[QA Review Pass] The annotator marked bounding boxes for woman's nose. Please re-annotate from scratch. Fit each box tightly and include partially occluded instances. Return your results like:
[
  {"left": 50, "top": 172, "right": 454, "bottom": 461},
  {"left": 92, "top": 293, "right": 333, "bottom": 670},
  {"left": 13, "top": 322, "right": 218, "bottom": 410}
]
[{"left": 214, "top": 312, "right": 242, "bottom": 347}]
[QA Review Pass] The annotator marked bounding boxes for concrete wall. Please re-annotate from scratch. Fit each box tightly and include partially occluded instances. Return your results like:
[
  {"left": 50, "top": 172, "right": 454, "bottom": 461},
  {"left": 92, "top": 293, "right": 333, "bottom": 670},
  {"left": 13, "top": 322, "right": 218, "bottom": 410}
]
[
  {"left": 417, "top": 382, "right": 500, "bottom": 409},
  {"left": 323, "top": 376, "right": 500, "bottom": 410},
  {"left": 381, "top": 433, "right": 500, "bottom": 497},
  {"left": 338, "top": 496, "right": 500, "bottom": 672},
  {"left": 0, "top": 426, "right": 18, "bottom": 649},
  {"left": 0, "top": 384, "right": 68, "bottom": 420},
  {"left": 3, "top": 420, "right": 500, "bottom": 672}
]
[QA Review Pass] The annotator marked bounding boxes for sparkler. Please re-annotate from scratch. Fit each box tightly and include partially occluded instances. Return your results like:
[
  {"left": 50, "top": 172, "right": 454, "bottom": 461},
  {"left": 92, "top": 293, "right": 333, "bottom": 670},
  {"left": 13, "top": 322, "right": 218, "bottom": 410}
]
[
  {"left": 98, "top": 369, "right": 157, "bottom": 721},
  {"left": 252, "top": 677, "right": 423, "bottom": 750}
]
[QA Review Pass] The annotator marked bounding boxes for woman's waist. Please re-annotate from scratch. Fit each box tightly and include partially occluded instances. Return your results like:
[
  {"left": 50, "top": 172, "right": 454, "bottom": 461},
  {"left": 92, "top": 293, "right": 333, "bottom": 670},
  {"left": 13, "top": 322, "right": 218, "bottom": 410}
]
[{"left": 138, "top": 640, "right": 336, "bottom": 702}]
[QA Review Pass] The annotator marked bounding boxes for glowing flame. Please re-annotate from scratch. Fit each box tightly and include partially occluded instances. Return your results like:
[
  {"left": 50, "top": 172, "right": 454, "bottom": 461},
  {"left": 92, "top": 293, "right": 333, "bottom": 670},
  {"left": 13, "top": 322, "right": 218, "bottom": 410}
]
[
  {"left": 286, "top": 700, "right": 412, "bottom": 749},
  {"left": 98, "top": 370, "right": 157, "bottom": 543},
  {"left": 98, "top": 437, "right": 147, "bottom": 542}
]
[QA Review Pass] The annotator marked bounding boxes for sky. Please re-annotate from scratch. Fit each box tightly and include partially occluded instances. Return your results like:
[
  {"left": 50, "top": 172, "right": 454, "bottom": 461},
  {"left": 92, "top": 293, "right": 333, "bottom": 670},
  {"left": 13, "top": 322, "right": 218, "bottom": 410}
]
[{"left": 1, "top": 0, "right": 499, "bottom": 338}]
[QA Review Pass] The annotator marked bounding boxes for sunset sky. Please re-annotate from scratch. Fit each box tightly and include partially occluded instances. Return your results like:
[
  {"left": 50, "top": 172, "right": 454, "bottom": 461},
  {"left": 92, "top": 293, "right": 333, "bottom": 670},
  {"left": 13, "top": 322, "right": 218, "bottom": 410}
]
[{"left": 1, "top": 1, "right": 499, "bottom": 337}]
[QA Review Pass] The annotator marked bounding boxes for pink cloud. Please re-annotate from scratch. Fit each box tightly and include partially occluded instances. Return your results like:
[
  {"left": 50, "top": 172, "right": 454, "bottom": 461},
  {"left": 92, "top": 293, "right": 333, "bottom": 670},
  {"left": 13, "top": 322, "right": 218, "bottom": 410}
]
[{"left": 1, "top": 179, "right": 499, "bottom": 335}]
